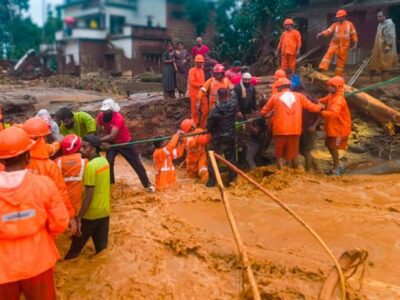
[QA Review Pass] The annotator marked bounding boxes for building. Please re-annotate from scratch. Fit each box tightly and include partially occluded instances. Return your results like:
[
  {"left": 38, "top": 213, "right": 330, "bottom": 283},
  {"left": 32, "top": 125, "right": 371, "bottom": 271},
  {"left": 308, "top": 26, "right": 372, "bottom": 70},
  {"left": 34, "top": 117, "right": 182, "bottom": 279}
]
[
  {"left": 55, "top": 0, "right": 215, "bottom": 76},
  {"left": 291, "top": 0, "right": 400, "bottom": 65}
]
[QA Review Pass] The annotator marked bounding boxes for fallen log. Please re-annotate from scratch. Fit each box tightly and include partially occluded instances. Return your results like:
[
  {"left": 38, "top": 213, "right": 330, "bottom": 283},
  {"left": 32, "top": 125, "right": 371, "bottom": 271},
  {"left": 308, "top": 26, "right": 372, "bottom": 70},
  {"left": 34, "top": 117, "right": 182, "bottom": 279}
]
[
  {"left": 299, "top": 67, "right": 400, "bottom": 126},
  {"left": 297, "top": 45, "right": 324, "bottom": 64},
  {"left": 346, "top": 159, "right": 400, "bottom": 175}
]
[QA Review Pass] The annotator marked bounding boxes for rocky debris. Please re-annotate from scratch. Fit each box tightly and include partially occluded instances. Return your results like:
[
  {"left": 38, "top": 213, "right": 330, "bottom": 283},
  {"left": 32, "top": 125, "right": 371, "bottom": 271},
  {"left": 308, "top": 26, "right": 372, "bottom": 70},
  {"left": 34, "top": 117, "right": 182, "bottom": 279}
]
[{"left": 48, "top": 75, "right": 161, "bottom": 97}]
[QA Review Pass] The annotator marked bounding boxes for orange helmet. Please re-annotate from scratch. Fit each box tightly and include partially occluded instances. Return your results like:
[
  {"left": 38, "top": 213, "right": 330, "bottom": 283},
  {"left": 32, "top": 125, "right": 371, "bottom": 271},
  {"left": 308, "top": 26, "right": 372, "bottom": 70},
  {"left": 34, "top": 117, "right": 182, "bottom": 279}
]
[
  {"left": 23, "top": 117, "right": 51, "bottom": 138},
  {"left": 0, "top": 126, "right": 35, "bottom": 159},
  {"left": 327, "top": 76, "right": 345, "bottom": 88},
  {"left": 336, "top": 9, "right": 347, "bottom": 18},
  {"left": 61, "top": 134, "right": 81, "bottom": 155},
  {"left": 283, "top": 18, "right": 294, "bottom": 26},
  {"left": 181, "top": 119, "right": 195, "bottom": 133},
  {"left": 213, "top": 64, "right": 225, "bottom": 73},
  {"left": 275, "top": 78, "right": 292, "bottom": 88},
  {"left": 194, "top": 55, "right": 205, "bottom": 63},
  {"left": 198, "top": 133, "right": 212, "bottom": 146},
  {"left": 274, "top": 69, "right": 286, "bottom": 80}
]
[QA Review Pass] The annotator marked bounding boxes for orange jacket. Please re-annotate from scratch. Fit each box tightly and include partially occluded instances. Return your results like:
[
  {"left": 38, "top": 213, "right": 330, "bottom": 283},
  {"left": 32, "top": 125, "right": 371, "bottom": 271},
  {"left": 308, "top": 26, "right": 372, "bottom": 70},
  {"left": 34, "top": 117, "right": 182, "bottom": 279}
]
[
  {"left": 183, "top": 128, "right": 207, "bottom": 162},
  {"left": 321, "top": 20, "right": 358, "bottom": 50},
  {"left": 199, "top": 77, "right": 232, "bottom": 109},
  {"left": 189, "top": 67, "right": 205, "bottom": 97},
  {"left": 320, "top": 92, "right": 351, "bottom": 137},
  {"left": 27, "top": 138, "right": 75, "bottom": 217},
  {"left": 277, "top": 29, "right": 302, "bottom": 56},
  {"left": 261, "top": 89, "right": 322, "bottom": 136},
  {"left": 55, "top": 153, "right": 87, "bottom": 213},
  {"left": 153, "top": 134, "right": 183, "bottom": 191},
  {"left": 0, "top": 171, "right": 69, "bottom": 284},
  {"left": 47, "top": 141, "right": 60, "bottom": 157}
]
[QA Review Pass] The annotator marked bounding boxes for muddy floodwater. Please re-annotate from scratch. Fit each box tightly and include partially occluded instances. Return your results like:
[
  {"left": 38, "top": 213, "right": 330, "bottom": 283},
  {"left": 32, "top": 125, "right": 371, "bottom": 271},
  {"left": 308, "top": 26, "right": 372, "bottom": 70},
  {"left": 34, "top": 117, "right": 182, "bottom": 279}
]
[{"left": 55, "top": 157, "right": 400, "bottom": 299}]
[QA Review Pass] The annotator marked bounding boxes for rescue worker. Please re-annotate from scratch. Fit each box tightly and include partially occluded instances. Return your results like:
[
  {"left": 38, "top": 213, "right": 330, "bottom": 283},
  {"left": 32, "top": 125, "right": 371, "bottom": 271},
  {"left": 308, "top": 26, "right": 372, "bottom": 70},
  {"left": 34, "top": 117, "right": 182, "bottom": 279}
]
[
  {"left": 271, "top": 69, "right": 287, "bottom": 95},
  {"left": 319, "top": 76, "right": 351, "bottom": 175},
  {"left": 153, "top": 130, "right": 184, "bottom": 191},
  {"left": 317, "top": 9, "right": 358, "bottom": 76},
  {"left": 188, "top": 55, "right": 206, "bottom": 126},
  {"left": 206, "top": 88, "right": 237, "bottom": 187},
  {"left": 180, "top": 119, "right": 209, "bottom": 183},
  {"left": 260, "top": 78, "right": 323, "bottom": 169},
  {"left": 65, "top": 134, "right": 111, "bottom": 259},
  {"left": 97, "top": 99, "right": 155, "bottom": 192},
  {"left": 56, "top": 134, "right": 87, "bottom": 212},
  {"left": 0, "top": 126, "right": 69, "bottom": 299},
  {"left": 198, "top": 64, "right": 233, "bottom": 129},
  {"left": 276, "top": 18, "right": 302, "bottom": 75},
  {"left": 56, "top": 108, "right": 96, "bottom": 138},
  {"left": 23, "top": 117, "right": 75, "bottom": 218}
]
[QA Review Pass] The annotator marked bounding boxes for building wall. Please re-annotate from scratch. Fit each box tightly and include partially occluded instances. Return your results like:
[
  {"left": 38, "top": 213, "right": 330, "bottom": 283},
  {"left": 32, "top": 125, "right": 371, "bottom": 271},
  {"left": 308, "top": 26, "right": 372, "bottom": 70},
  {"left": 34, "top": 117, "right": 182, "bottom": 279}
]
[
  {"left": 78, "top": 40, "right": 107, "bottom": 73},
  {"left": 135, "top": 0, "right": 167, "bottom": 28},
  {"left": 166, "top": 1, "right": 215, "bottom": 53},
  {"left": 111, "top": 38, "right": 133, "bottom": 59}
]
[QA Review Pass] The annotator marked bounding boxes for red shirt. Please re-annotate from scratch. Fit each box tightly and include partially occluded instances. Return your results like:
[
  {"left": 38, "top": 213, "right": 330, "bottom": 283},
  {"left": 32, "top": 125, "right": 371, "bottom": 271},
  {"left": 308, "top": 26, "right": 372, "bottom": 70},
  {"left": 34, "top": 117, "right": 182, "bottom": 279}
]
[
  {"left": 97, "top": 112, "right": 131, "bottom": 143},
  {"left": 192, "top": 45, "right": 209, "bottom": 59}
]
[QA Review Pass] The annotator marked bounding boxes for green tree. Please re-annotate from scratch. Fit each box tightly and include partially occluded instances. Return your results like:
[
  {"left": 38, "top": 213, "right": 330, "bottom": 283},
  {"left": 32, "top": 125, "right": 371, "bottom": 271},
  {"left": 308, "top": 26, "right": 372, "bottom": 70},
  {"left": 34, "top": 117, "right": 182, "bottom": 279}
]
[
  {"left": 215, "top": 0, "right": 296, "bottom": 64},
  {"left": 0, "top": 0, "right": 43, "bottom": 59},
  {"left": 42, "top": 10, "right": 63, "bottom": 44},
  {"left": 184, "top": 0, "right": 210, "bottom": 36}
]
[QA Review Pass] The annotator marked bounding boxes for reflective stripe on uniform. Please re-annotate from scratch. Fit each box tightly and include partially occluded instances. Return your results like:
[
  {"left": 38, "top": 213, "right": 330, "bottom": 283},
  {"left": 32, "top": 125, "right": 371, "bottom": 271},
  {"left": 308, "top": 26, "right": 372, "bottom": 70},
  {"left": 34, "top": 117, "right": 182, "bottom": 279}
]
[
  {"left": 163, "top": 147, "right": 170, "bottom": 156},
  {"left": 199, "top": 167, "right": 208, "bottom": 173},
  {"left": 58, "top": 158, "right": 86, "bottom": 182}
]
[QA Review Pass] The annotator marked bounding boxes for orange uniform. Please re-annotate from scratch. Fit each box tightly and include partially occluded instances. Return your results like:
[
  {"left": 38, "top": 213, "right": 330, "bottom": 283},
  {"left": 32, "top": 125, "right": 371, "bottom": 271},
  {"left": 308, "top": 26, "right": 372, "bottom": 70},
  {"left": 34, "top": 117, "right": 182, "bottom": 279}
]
[
  {"left": 319, "top": 20, "right": 358, "bottom": 76},
  {"left": 261, "top": 90, "right": 322, "bottom": 136},
  {"left": 0, "top": 171, "right": 69, "bottom": 284},
  {"left": 261, "top": 90, "right": 322, "bottom": 160},
  {"left": 55, "top": 153, "right": 87, "bottom": 212},
  {"left": 188, "top": 66, "right": 205, "bottom": 126},
  {"left": 183, "top": 128, "right": 208, "bottom": 183},
  {"left": 47, "top": 141, "right": 60, "bottom": 157},
  {"left": 27, "top": 138, "right": 75, "bottom": 217},
  {"left": 320, "top": 92, "right": 351, "bottom": 139},
  {"left": 153, "top": 134, "right": 183, "bottom": 191},
  {"left": 277, "top": 29, "right": 302, "bottom": 73},
  {"left": 198, "top": 77, "right": 232, "bottom": 128}
]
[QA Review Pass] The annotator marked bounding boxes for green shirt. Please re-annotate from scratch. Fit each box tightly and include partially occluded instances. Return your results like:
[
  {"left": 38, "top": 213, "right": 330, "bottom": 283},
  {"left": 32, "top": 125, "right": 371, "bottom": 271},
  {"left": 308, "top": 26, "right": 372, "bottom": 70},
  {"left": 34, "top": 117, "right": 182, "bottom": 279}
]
[
  {"left": 83, "top": 156, "right": 110, "bottom": 220},
  {"left": 60, "top": 111, "right": 96, "bottom": 137}
]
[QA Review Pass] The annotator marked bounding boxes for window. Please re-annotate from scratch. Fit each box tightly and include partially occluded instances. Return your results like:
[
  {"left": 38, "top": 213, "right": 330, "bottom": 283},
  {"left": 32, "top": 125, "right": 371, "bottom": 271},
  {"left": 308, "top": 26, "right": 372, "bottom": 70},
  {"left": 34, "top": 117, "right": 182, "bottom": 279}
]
[{"left": 110, "top": 16, "right": 125, "bottom": 34}]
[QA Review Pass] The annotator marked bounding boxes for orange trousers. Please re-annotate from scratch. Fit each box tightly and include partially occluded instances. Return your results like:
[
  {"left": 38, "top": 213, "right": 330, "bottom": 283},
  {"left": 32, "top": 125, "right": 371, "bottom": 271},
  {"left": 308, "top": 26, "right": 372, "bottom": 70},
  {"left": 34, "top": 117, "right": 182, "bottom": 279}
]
[
  {"left": 0, "top": 268, "right": 55, "bottom": 300},
  {"left": 319, "top": 46, "right": 348, "bottom": 76},
  {"left": 281, "top": 54, "right": 297, "bottom": 74},
  {"left": 190, "top": 94, "right": 200, "bottom": 126},
  {"left": 186, "top": 152, "right": 208, "bottom": 183},
  {"left": 199, "top": 95, "right": 213, "bottom": 129}
]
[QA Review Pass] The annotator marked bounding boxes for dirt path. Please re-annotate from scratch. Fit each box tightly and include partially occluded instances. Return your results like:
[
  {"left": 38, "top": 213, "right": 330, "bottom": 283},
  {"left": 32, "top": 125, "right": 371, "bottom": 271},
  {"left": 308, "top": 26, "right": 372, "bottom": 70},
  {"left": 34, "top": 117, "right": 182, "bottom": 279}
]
[{"left": 55, "top": 157, "right": 400, "bottom": 299}]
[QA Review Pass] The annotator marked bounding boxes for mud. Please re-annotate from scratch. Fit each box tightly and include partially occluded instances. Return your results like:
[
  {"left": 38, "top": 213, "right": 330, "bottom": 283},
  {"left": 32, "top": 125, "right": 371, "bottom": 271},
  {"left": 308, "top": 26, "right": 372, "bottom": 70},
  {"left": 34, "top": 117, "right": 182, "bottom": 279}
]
[{"left": 54, "top": 157, "right": 400, "bottom": 299}]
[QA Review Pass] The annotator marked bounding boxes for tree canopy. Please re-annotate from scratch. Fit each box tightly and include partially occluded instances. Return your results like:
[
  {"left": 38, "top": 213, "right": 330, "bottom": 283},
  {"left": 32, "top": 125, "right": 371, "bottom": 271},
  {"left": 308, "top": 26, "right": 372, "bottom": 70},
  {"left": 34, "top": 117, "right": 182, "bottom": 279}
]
[{"left": 215, "top": 0, "right": 296, "bottom": 64}]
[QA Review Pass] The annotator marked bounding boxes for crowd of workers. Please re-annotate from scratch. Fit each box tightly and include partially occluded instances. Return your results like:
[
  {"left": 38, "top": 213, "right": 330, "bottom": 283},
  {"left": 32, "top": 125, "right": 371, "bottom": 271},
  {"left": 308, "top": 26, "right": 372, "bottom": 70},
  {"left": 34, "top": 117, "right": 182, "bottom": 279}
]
[{"left": 0, "top": 7, "right": 398, "bottom": 300}]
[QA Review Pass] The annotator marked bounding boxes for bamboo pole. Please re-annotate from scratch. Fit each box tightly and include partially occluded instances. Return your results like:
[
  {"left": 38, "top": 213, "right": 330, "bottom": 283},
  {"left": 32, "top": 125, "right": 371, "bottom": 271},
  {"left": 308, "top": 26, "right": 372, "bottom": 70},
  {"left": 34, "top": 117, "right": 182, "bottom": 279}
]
[
  {"left": 208, "top": 151, "right": 261, "bottom": 300},
  {"left": 213, "top": 153, "right": 346, "bottom": 300}
]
